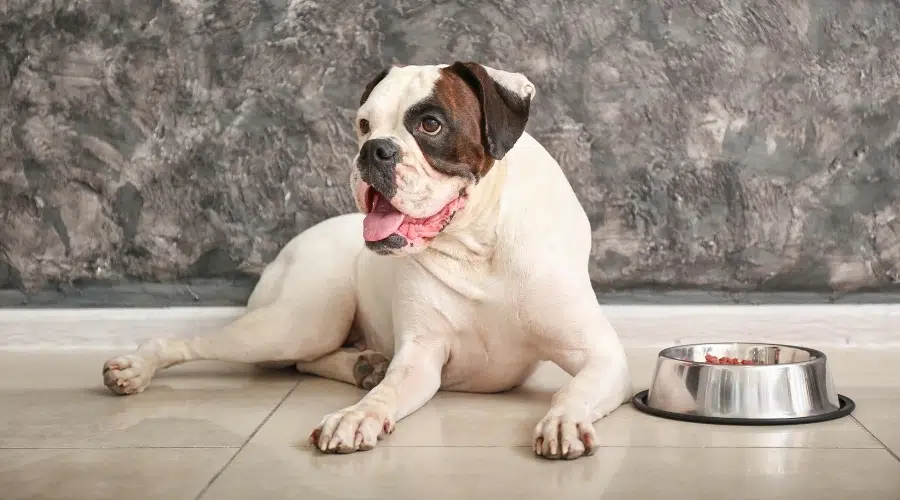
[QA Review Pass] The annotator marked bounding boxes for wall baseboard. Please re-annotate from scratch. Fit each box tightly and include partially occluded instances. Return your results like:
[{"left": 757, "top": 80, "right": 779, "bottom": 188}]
[{"left": 0, "top": 304, "right": 898, "bottom": 351}]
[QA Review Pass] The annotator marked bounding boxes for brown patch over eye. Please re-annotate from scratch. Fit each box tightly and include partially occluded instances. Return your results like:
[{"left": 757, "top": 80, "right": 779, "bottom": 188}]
[
  {"left": 359, "top": 119, "right": 370, "bottom": 135},
  {"left": 419, "top": 117, "right": 441, "bottom": 135},
  {"left": 404, "top": 69, "right": 497, "bottom": 180}
]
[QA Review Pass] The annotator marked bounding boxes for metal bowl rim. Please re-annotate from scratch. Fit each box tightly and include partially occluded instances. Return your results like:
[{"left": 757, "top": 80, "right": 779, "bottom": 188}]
[
  {"left": 657, "top": 342, "right": 828, "bottom": 367},
  {"left": 632, "top": 390, "right": 855, "bottom": 426}
]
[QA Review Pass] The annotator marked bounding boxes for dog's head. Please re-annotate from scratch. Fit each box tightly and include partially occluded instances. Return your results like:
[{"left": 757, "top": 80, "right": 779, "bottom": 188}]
[{"left": 350, "top": 62, "right": 535, "bottom": 255}]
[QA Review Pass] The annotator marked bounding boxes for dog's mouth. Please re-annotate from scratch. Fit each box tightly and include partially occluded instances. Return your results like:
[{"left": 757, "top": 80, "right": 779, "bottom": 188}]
[{"left": 362, "top": 186, "right": 466, "bottom": 246}]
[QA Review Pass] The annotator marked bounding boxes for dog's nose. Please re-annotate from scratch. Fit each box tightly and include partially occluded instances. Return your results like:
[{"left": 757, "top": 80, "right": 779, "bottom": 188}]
[
  {"left": 358, "top": 138, "right": 400, "bottom": 200},
  {"left": 359, "top": 138, "right": 399, "bottom": 166}
]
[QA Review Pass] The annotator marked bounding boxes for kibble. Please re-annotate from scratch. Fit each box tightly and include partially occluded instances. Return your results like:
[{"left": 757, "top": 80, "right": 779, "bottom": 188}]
[{"left": 704, "top": 354, "right": 757, "bottom": 365}]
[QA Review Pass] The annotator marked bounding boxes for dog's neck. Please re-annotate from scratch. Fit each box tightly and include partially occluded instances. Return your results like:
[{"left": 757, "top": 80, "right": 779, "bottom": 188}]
[{"left": 418, "top": 156, "right": 509, "bottom": 263}]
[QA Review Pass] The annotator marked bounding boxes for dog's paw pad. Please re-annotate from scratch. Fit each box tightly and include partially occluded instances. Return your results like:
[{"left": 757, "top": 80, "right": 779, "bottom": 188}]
[{"left": 353, "top": 352, "right": 390, "bottom": 390}]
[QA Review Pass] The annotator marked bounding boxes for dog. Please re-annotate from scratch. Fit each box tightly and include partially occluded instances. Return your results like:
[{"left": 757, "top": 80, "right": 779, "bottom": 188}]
[{"left": 102, "top": 62, "right": 633, "bottom": 460}]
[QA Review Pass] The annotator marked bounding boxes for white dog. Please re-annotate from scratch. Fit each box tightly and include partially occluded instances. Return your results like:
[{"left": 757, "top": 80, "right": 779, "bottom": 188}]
[{"left": 102, "top": 62, "right": 633, "bottom": 460}]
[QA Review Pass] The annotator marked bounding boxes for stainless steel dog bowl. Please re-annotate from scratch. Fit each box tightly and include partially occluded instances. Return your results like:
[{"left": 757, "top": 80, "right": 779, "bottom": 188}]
[{"left": 631, "top": 343, "right": 855, "bottom": 425}]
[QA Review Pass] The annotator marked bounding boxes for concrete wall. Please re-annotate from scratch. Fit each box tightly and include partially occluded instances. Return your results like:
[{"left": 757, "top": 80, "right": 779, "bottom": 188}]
[{"left": 2, "top": 0, "right": 900, "bottom": 305}]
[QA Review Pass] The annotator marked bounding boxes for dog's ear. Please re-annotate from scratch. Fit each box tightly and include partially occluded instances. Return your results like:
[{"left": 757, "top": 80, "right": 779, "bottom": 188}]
[
  {"left": 448, "top": 62, "right": 535, "bottom": 160},
  {"left": 360, "top": 68, "right": 390, "bottom": 106}
]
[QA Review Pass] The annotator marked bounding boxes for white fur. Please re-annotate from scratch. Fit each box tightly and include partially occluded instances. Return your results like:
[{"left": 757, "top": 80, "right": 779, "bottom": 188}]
[
  {"left": 102, "top": 64, "right": 632, "bottom": 461},
  {"left": 482, "top": 64, "right": 536, "bottom": 101}
]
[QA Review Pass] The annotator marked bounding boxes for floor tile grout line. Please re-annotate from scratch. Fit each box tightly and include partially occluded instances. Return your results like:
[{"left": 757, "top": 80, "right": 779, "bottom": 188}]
[
  {"left": 0, "top": 446, "right": 243, "bottom": 450},
  {"left": 193, "top": 379, "right": 302, "bottom": 500},
  {"left": 0, "top": 445, "right": 887, "bottom": 451},
  {"left": 850, "top": 415, "right": 900, "bottom": 464},
  {"left": 2, "top": 445, "right": 886, "bottom": 452},
  {"left": 372, "top": 445, "right": 891, "bottom": 450}
]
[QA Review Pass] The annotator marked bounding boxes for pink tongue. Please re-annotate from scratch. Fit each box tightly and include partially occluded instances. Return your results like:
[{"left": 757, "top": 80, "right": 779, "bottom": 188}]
[{"left": 363, "top": 193, "right": 406, "bottom": 242}]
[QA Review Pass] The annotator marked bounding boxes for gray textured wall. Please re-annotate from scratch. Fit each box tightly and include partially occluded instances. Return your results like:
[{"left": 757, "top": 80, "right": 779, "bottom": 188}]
[{"left": 2, "top": 0, "right": 900, "bottom": 302}]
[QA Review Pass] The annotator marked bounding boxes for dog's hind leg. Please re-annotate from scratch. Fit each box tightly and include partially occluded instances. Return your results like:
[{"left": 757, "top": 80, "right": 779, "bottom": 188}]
[{"left": 102, "top": 214, "right": 365, "bottom": 395}]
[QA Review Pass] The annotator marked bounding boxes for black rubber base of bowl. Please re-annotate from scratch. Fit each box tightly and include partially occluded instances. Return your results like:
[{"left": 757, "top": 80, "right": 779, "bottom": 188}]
[{"left": 631, "top": 390, "right": 856, "bottom": 426}]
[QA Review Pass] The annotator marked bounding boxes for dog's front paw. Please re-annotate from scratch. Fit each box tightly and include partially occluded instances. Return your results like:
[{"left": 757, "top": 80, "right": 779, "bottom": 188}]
[
  {"left": 102, "top": 354, "right": 157, "bottom": 395},
  {"left": 309, "top": 405, "right": 394, "bottom": 454},
  {"left": 533, "top": 408, "right": 596, "bottom": 460}
]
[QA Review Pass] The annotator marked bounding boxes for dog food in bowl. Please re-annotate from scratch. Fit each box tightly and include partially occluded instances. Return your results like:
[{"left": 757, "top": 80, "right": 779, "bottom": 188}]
[{"left": 704, "top": 354, "right": 758, "bottom": 365}]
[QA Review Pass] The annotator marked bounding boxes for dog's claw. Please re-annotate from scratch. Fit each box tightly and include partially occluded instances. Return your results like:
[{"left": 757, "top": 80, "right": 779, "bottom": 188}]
[{"left": 308, "top": 429, "right": 321, "bottom": 446}]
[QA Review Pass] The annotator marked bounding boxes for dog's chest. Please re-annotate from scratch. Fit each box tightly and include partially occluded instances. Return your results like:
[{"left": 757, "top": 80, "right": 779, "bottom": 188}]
[
  {"left": 404, "top": 263, "right": 539, "bottom": 391},
  {"left": 356, "top": 252, "right": 539, "bottom": 391},
  {"left": 440, "top": 299, "right": 540, "bottom": 392}
]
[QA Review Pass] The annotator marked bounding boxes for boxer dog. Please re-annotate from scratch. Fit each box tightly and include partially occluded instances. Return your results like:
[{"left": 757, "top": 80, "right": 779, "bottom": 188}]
[{"left": 102, "top": 62, "right": 632, "bottom": 460}]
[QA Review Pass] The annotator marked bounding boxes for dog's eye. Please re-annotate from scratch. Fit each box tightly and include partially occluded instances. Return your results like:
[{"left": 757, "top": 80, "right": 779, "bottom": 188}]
[
  {"left": 419, "top": 117, "right": 442, "bottom": 135},
  {"left": 359, "top": 119, "right": 370, "bottom": 135}
]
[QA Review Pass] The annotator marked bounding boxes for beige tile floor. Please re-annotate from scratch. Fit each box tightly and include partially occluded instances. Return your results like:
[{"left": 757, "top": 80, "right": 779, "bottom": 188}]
[{"left": 1, "top": 348, "right": 899, "bottom": 500}]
